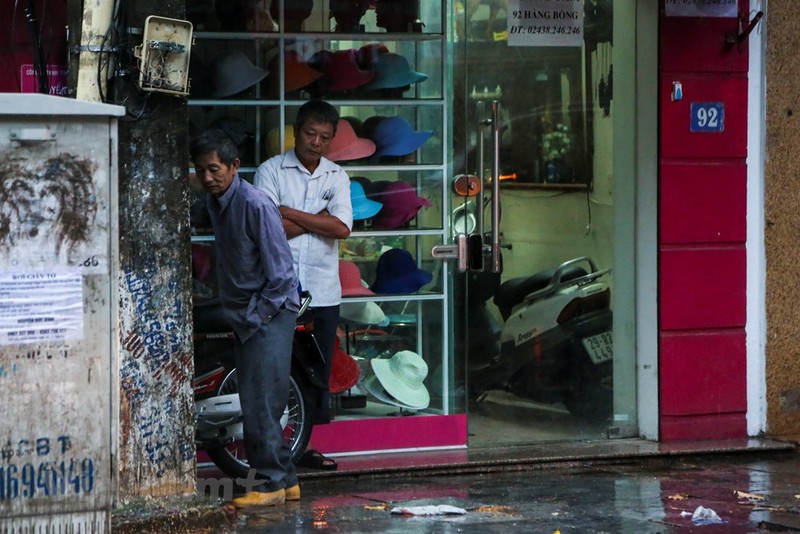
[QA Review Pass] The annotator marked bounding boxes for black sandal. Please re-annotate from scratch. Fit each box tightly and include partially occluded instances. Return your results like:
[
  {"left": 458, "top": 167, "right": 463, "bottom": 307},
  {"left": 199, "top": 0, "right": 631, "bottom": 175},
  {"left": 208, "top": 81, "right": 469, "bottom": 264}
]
[{"left": 297, "top": 449, "right": 338, "bottom": 470}]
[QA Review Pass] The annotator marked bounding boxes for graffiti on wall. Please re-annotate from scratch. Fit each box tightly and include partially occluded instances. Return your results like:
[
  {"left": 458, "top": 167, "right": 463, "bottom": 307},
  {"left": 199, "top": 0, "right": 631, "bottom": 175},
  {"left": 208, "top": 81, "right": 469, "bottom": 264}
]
[
  {"left": 0, "top": 434, "right": 95, "bottom": 501},
  {"left": 0, "top": 154, "right": 97, "bottom": 260},
  {"left": 119, "top": 257, "right": 195, "bottom": 481}
]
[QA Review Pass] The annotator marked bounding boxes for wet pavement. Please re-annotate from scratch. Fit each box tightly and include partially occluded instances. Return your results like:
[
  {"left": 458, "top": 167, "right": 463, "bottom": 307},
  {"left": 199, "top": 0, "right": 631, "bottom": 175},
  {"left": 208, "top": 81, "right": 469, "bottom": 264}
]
[{"left": 195, "top": 441, "right": 800, "bottom": 533}]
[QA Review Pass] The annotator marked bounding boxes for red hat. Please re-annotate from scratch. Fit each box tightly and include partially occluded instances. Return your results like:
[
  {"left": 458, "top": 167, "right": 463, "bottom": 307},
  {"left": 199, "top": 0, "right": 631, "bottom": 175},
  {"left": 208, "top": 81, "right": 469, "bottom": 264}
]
[
  {"left": 266, "top": 49, "right": 323, "bottom": 93},
  {"left": 339, "top": 260, "right": 375, "bottom": 296},
  {"left": 326, "top": 118, "right": 376, "bottom": 162},
  {"left": 356, "top": 43, "right": 390, "bottom": 69},
  {"left": 371, "top": 180, "right": 432, "bottom": 230},
  {"left": 311, "top": 49, "right": 374, "bottom": 92},
  {"left": 329, "top": 337, "right": 360, "bottom": 394}
]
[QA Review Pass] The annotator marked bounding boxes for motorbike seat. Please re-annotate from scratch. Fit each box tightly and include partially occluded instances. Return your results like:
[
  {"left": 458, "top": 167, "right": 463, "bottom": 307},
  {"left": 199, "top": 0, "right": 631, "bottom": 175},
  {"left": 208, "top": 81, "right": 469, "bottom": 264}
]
[
  {"left": 193, "top": 298, "right": 231, "bottom": 333},
  {"left": 494, "top": 265, "right": 587, "bottom": 320}
]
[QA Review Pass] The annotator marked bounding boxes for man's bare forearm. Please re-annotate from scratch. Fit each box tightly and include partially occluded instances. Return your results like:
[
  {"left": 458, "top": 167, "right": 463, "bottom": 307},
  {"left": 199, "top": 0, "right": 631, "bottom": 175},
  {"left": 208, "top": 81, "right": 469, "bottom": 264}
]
[{"left": 279, "top": 206, "right": 350, "bottom": 239}]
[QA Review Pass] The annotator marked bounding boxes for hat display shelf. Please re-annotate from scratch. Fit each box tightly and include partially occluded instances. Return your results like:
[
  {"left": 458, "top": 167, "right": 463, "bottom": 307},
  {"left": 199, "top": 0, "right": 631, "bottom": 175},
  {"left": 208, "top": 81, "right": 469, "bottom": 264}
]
[{"left": 189, "top": 1, "right": 464, "bottom": 454}]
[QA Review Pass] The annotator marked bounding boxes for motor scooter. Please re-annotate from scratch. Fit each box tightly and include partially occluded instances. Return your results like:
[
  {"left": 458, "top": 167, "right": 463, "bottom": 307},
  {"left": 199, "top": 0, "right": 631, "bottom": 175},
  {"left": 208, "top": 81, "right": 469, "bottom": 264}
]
[
  {"left": 447, "top": 101, "right": 613, "bottom": 419},
  {"left": 457, "top": 254, "right": 613, "bottom": 418},
  {"left": 192, "top": 291, "right": 328, "bottom": 478}
]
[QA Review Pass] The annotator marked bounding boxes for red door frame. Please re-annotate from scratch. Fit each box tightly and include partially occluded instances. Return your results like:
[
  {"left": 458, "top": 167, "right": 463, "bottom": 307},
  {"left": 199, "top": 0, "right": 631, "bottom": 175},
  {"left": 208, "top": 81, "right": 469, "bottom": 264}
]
[{"left": 658, "top": 1, "right": 751, "bottom": 440}]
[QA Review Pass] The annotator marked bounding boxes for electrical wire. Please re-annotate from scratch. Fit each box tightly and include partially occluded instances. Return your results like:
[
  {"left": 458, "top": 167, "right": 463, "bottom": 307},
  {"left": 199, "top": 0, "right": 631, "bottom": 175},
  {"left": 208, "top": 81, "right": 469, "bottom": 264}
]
[
  {"left": 24, "top": 0, "right": 49, "bottom": 94},
  {"left": 11, "top": 0, "right": 22, "bottom": 91}
]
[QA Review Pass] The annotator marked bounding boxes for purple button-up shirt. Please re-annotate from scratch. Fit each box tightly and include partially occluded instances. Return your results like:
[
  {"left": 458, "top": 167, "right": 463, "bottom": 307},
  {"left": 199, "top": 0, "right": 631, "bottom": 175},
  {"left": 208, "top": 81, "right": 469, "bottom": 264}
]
[{"left": 207, "top": 175, "right": 299, "bottom": 343}]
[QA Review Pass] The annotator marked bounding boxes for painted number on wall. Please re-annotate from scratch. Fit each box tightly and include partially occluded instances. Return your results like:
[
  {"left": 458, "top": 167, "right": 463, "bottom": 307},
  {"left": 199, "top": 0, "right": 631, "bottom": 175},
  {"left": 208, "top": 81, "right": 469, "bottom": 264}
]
[{"left": 690, "top": 102, "right": 725, "bottom": 133}]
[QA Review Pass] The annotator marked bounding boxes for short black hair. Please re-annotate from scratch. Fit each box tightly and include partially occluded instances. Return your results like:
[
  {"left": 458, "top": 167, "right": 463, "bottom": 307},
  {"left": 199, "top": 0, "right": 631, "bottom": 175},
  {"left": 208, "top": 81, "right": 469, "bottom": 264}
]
[
  {"left": 294, "top": 99, "right": 339, "bottom": 133},
  {"left": 190, "top": 129, "right": 240, "bottom": 166}
]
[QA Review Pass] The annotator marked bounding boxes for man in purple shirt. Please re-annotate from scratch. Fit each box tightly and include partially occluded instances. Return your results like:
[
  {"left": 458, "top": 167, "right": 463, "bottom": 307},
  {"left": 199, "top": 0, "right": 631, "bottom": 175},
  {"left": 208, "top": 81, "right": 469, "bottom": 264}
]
[{"left": 191, "top": 129, "right": 300, "bottom": 508}]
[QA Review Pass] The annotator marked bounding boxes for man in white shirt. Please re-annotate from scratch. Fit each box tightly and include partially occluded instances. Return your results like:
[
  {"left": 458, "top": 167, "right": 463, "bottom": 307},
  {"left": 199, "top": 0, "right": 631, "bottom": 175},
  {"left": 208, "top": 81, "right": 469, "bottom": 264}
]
[{"left": 254, "top": 99, "right": 353, "bottom": 470}]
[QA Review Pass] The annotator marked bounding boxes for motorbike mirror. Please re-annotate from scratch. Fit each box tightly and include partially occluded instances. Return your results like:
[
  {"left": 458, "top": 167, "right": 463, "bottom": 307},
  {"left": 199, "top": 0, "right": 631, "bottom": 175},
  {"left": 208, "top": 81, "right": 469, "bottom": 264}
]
[{"left": 452, "top": 174, "right": 481, "bottom": 197}]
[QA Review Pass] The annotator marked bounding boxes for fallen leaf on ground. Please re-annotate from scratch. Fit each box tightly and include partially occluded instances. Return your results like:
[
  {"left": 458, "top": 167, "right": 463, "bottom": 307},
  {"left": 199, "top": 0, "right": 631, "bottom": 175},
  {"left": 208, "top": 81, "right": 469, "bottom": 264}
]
[
  {"left": 470, "top": 505, "right": 514, "bottom": 513},
  {"left": 668, "top": 493, "right": 689, "bottom": 501},
  {"left": 363, "top": 503, "right": 389, "bottom": 511},
  {"left": 735, "top": 490, "right": 765, "bottom": 501}
]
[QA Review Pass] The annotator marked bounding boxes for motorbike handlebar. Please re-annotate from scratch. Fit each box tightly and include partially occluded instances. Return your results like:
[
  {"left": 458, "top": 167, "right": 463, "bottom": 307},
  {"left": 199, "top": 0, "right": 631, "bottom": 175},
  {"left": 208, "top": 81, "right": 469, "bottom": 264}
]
[{"left": 522, "top": 257, "right": 612, "bottom": 306}]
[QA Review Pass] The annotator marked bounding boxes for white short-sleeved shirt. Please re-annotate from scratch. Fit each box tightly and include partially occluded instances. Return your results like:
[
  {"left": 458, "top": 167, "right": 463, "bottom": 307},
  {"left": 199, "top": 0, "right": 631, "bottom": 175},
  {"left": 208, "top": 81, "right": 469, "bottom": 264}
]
[{"left": 254, "top": 150, "right": 353, "bottom": 307}]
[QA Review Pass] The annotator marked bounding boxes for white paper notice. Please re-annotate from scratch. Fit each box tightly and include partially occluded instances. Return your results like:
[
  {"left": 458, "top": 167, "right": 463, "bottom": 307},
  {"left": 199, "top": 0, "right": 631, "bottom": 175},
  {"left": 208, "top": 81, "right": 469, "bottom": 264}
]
[
  {"left": 665, "top": 0, "right": 738, "bottom": 18},
  {"left": 0, "top": 271, "right": 84, "bottom": 345},
  {"left": 508, "top": 0, "right": 584, "bottom": 48}
]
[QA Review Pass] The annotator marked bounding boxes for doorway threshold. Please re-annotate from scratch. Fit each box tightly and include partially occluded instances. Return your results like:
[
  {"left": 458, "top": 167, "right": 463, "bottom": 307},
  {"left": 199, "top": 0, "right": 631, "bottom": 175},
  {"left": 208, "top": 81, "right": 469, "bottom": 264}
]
[{"left": 296, "top": 437, "right": 797, "bottom": 481}]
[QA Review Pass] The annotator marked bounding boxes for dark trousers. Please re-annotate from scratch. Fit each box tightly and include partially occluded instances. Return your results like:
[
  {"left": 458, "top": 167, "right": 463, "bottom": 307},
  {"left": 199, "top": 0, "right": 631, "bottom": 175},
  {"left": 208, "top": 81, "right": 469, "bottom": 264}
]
[
  {"left": 234, "top": 307, "right": 298, "bottom": 491},
  {"left": 309, "top": 305, "right": 339, "bottom": 425}
]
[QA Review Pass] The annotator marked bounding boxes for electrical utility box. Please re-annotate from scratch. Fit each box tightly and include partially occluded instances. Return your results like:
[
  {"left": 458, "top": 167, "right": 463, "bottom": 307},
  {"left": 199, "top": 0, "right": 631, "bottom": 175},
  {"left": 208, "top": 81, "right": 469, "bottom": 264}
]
[
  {"left": 0, "top": 94, "right": 124, "bottom": 532},
  {"left": 135, "top": 15, "right": 194, "bottom": 96}
]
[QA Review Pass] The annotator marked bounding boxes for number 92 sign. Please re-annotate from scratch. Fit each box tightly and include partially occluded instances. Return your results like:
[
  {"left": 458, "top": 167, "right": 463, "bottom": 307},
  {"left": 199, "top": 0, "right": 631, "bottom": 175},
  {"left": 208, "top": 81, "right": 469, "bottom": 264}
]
[{"left": 690, "top": 102, "right": 725, "bottom": 133}]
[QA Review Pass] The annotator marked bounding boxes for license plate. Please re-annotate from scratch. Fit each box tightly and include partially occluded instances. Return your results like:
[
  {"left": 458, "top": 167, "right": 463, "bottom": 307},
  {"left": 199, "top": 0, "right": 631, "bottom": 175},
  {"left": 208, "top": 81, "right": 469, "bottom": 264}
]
[{"left": 582, "top": 332, "right": 613, "bottom": 364}]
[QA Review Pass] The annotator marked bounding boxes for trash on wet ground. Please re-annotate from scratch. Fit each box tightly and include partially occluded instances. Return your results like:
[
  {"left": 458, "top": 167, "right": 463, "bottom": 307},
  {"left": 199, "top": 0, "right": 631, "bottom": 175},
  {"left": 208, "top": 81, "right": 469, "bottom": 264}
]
[
  {"left": 681, "top": 505, "right": 725, "bottom": 525},
  {"left": 390, "top": 504, "right": 467, "bottom": 516}
]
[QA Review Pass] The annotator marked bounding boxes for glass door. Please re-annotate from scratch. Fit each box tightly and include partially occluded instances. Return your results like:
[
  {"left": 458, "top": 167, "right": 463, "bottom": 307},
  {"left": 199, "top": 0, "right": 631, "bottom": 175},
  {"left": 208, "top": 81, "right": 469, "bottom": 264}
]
[{"left": 450, "top": 1, "right": 637, "bottom": 448}]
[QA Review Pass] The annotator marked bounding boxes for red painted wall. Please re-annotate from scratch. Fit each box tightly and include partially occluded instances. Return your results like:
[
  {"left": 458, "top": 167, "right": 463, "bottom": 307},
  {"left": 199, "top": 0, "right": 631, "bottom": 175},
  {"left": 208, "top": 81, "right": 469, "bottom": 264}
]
[
  {"left": 0, "top": 1, "right": 68, "bottom": 94},
  {"left": 658, "top": 1, "right": 750, "bottom": 440}
]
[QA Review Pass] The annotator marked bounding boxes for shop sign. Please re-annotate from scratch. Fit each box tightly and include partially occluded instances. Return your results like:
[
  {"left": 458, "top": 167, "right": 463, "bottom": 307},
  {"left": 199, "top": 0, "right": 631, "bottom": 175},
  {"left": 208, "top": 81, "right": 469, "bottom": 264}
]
[
  {"left": 508, "top": 0, "right": 584, "bottom": 48},
  {"left": 665, "top": 0, "right": 738, "bottom": 18},
  {"left": 690, "top": 102, "right": 725, "bottom": 133},
  {"left": 19, "top": 64, "right": 69, "bottom": 96}
]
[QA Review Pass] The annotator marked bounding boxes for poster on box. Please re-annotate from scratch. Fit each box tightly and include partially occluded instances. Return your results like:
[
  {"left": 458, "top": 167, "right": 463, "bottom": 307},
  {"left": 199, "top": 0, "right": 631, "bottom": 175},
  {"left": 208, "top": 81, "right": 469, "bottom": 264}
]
[
  {"left": 0, "top": 271, "right": 83, "bottom": 346},
  {"left": 508, "top": 0, "right": 584, "bottom": 47},
  {"left": 19, "top": 64, "right": 69, "bottom": 96}
]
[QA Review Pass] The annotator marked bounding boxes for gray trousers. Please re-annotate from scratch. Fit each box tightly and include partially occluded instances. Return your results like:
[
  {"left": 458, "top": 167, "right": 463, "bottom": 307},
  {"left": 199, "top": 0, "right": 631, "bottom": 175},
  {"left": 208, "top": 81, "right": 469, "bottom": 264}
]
[{"left": 234, "top": 307, "right": 298, "bottom": 491}]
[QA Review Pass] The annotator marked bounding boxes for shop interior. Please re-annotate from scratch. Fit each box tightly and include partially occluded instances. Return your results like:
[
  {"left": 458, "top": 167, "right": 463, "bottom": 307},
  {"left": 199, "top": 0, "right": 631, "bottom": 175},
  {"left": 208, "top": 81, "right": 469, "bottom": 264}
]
[{"left": 188, "top": 0, "right": 629, "bottom": 457}]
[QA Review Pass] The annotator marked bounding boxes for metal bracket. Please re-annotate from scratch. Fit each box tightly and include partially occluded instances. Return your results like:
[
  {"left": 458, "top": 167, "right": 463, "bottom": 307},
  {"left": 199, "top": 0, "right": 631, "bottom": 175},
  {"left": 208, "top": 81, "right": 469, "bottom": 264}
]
[
  {"left": 73, "top": 44, "right": 117, "bottom": 53},
  {"left": 607, "top": 424, "right": 639, "bottom": 439},
  {"left": 726, "top": 11, "right": 763, "bottom": 49},
  {"left": 10, "top": 127, "right": 56, "bottom": 144},
  {"left": 431, "top": 234, "right": 468, "bottom": 273}
]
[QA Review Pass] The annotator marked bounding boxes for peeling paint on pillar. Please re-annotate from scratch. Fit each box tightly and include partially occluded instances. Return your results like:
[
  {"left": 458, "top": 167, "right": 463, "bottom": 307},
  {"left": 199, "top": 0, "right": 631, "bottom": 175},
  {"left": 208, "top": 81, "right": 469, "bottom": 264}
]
[{"left": 117, "top": 105, "right": 195, "bottom": 496}]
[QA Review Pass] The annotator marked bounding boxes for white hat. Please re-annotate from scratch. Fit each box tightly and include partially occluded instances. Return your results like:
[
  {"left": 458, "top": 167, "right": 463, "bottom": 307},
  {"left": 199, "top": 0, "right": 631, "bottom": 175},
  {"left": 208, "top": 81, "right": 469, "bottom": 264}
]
[
  {"left": 363, "top": 374, "right": 408, "bottom": 409},
  {"left": 369, "top": 350, "right": 430, "bottom": 409},
  {"left": 340, "top": 301, "right": 390, "bottom": 326}
]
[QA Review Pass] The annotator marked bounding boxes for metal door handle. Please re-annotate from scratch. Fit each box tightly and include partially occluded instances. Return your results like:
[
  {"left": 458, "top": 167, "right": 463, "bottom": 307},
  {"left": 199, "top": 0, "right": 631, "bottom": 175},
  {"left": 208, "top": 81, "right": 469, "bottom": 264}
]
[
  {"left": 489, "top": 100, "right": 501, "bottom": 274},
  {"left": 431, "top": 233, "right": 468, "bottom": 273}
]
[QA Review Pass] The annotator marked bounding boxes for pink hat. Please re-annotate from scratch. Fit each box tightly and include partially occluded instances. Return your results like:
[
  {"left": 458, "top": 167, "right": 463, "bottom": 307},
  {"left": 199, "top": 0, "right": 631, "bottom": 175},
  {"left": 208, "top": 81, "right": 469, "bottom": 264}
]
[
  {"left": 339, "top": 260, "right": 375, "bottom": 296},
  {"left": 326, "top": 119, "right": 376, "bottom": 162},
  {"left": 371, "top": 181, "right": 432, "bottom": 230}
]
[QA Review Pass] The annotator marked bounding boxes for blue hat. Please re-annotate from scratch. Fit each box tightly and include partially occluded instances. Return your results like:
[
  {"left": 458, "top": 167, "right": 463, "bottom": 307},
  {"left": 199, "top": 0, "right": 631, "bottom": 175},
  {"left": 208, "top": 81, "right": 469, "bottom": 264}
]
[
  {"left": 371, "top": 248, "right": 433, "bottom": 294},
  {"left": 350, "top": 180, "right": 383, "bottom": 220},
  {"left": 363, "top": 53, "right": 428, "bottom": 90},
  {"left": 368, "top": 116, "right": 432, "bottom": 158}
]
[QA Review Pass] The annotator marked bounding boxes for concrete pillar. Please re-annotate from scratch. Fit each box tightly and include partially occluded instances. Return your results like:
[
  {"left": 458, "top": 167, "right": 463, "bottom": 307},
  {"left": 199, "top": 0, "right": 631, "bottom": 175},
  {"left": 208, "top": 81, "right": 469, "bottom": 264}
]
[{"left": 109, "top": 3, "right": 195, "bottom": 497}]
